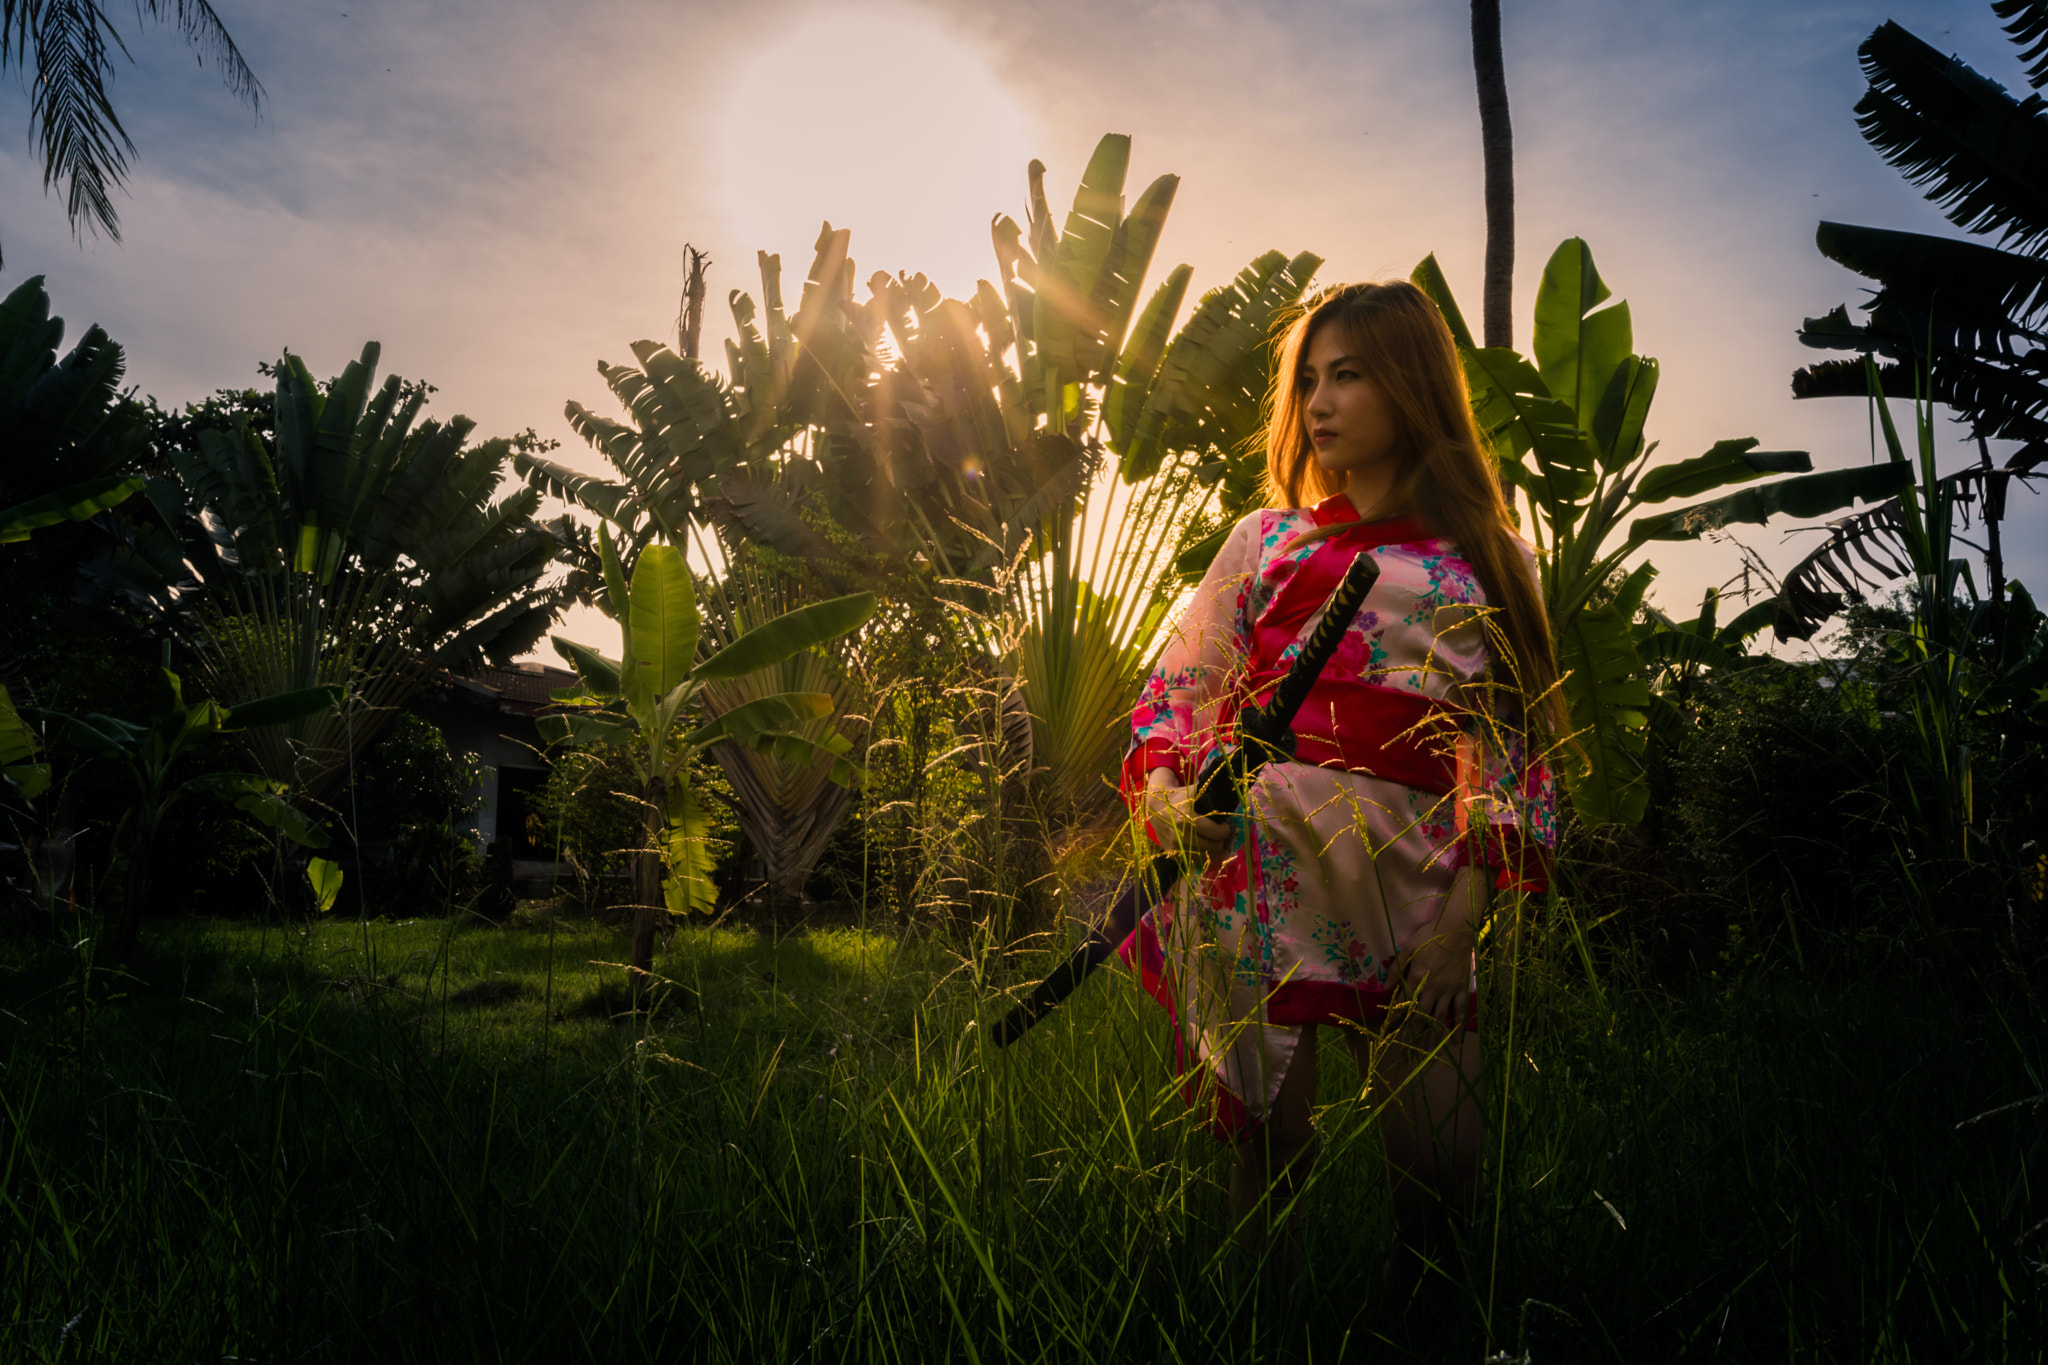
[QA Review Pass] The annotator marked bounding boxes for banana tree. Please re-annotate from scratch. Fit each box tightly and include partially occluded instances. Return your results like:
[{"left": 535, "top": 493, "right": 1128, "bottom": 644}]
[
  {"left": 0, "top": 275, "right": 149, "bottom": 542},
  {"left": 541, "top": 527, "right": 874, "bottom": 973},
  {"left": 518, "top": 135, "right": 1322, "bottom": 921},
  {"left": 91, "top": 343, "right": 568, "bottom": 796},
  {"left": 1415, "top": 239, "right": 1912, "bottom": 825},
  {"left": 1788, "top": 16, "right": 2048, "bottom": 613},
  {"left": 36, "top": 649, "right": 338, "bottom": 963}
]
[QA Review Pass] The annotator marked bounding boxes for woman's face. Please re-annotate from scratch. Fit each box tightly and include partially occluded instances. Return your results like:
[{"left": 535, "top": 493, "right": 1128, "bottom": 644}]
[{"left": 1298, "top": 324, "right": 1402, "bottom": 487}]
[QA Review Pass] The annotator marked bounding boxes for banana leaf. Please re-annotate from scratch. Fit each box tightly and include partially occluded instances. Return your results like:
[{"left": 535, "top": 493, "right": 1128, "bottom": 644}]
[
  {"left": 551, "top": 638, "right": 623, "bottom": 698},
  {"left": 1461, "top": 347, "right": 1597, "bottom": 503},
  {"left": 1557, "top": 563, "right": 1655, "bottom": 826},
  {"left": 660, "top": 782, "right": 719, "bottom": 916},
  {"left": 1627, "top": 462, "right": 1912, "bottom": 545},
  {"left": 536, "top": 710, "right": 636, "bottom": 750},
  {"left": 694, "top": 593, "right": 877, "bottom": 682},
  {"left": 220, "top": 685, "right": 343, "bottom": 731},
  {"left": 1632, "top": 439, "right": 1812, "bottom": 504},
  {"left": 1533, "top": 239, "right": 1633, "bottom": 458},
  {"left": 1409, "top": 254, "right": 1477, "bottom": 348},
  {"left": 0, "top": 475, "right": 144, "bottom": 542},
  {"left": 0, "top": 685, "right": 49, "bottom": 800},
  {"left": 686, "top": 692, "right": 835, "bottom": 749},
  {"left": 182, "top": 772, "right": 328, "bottom": 848},
  {"left": 307, "top": 857, "right": 344, "bottom": 913},
  {"left": 729, "top": 729, "right": 861, "bottom": 788},
  {"left": 626, "top": 543, "right": 698, "bottom": 705}
]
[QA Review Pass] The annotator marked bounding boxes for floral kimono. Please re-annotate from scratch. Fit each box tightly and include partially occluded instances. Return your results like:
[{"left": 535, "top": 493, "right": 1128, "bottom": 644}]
[{"left": 1118, "top": 496, "right": 1557, "bottom": 1139}]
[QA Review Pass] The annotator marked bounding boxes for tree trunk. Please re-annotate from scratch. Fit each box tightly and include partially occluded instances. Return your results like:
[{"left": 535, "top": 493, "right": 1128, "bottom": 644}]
[
  {"left": 1471, "top": 0, "right": 1515, "bottom": 350},
  {"left": 1978, "top": 435, "right": 2006, "bottom": 607},
  {"left": 678, "top": 246, "right": 710, "bottom": 361}
]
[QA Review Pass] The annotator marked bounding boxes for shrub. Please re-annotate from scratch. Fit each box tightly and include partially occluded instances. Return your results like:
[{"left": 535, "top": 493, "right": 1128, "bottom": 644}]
[
  {"left": 345, "top": 713, "right": 482, "bottom": 916},
  {"left": 528, "top": 742, "right": 742, "bottom": 920},
  {"left": 1661, "top": 662, "right": 1911, "bottom": 974}
]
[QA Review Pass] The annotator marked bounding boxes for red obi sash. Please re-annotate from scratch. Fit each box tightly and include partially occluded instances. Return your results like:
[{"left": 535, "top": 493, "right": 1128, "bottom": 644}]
[{"left": 1226, "top": 497, "right": 1461, "bottom": 794}]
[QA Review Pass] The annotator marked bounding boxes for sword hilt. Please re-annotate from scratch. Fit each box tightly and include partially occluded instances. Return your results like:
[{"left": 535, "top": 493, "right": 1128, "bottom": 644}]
[{"left": 1260, "top": 549, "right": 1381, "bottom": 731}]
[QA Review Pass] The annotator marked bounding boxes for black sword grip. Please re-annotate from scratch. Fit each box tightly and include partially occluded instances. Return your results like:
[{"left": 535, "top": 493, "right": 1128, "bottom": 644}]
[
  {"left": 1259, "top": 550, "right": 1381, "bottom": 733},
  {"left": 990, "top": 857, "right": 1184, "bottom": 1046}
]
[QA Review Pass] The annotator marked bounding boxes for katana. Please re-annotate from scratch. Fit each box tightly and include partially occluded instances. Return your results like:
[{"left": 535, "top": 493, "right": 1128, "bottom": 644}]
[{"left": 990, "top": 548, "right": 1383, "bottom": 1045}]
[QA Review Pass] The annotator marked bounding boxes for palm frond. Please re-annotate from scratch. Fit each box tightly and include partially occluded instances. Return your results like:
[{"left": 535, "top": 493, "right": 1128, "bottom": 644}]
[
  {"left": 1856, "top": 20, "right": 2048, "bottom": 252},
  {"left": 139, "top": 0, "right": 261, "bottom": 105},
  {"left": 1809, "top": 223, "right": 2048, "bottom": 354},
  {"left": 1774, "top": 463, "right": 2046, "bottom": 638},
  {"left": 1775, "top": 496, "right": 1915, "bottom": 639},
  {"left": 1792, "top": 346, "right": 2048, "bottom": 446},
  {"left": 32, "top": 0, "right": 132, "bottom": 244},
  {"left": 3, "top": 0, "right": 260, "bottom": 252},
  {"left": 1994, "top": 0, "right": 2048, "bottom": 90}
]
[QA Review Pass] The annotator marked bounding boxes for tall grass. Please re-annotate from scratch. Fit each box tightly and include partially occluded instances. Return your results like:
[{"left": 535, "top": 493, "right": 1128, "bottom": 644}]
[{"left": 1, "top": 906, "right": 2042, "bottom": 1362}]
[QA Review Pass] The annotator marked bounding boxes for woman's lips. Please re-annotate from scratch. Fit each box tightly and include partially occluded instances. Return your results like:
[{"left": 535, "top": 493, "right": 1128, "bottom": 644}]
[{"left": 1312, "top": 428, "right": 1336, "bottom": 443}]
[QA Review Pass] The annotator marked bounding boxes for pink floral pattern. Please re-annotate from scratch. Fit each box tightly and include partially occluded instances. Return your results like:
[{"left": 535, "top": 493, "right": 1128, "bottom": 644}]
[{"left": 1126, "top": 507, "right": 1558, "bottom": 1123}]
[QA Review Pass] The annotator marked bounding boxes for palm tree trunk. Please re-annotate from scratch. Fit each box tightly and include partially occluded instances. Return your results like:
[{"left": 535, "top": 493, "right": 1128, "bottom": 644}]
[
  {"left": 1471, "top": 0, "right": 1515, "bottom": 350},
  {"left": 678, "top": 246, "right": 710, "bottom": 361},
  {"left": 1978, "top": 435, "right": 2006, "bottom": 607}
]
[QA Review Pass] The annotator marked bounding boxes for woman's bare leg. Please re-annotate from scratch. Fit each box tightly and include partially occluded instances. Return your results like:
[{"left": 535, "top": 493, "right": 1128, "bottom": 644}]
[
  {"left": 1350, "top": 1019, "right": 1482, "bottom": 1285},
  {"left": 1231, "top": 1026, "right": 1320, "bottom": 1280}
]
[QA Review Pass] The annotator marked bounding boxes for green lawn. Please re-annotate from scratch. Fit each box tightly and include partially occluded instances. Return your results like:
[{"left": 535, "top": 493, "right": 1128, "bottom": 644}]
[{"left": 2, "top": 909, "right": 2042, "bottom": 1362}]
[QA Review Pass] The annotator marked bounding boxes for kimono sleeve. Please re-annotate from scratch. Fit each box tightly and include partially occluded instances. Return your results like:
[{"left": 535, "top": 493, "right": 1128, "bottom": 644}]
[
  {"left": 1453, "top": 540, "right": 1559, "bottom": 894},
  {"left": 1457, "top": 708, "right": 1559, "bottom": 894},
  {"left": 1120, "top": 512, "right": 1260, "bottom": 806}
]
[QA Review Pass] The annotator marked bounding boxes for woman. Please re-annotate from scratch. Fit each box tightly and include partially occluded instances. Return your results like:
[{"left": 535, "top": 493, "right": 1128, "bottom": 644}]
[{"left": 1122, "top": 279, "right": 1560, "bottom": 1287}]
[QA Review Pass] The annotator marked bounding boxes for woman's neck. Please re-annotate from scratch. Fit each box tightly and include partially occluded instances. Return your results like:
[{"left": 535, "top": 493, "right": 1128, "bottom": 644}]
[{"left": 1342, "top": 465, "right": 1406, "bottom": 522}]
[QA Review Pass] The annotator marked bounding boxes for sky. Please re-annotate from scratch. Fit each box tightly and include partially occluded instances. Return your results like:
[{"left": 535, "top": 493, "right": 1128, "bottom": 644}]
[{"left": 2, "top": 0, "right": 2036, "bottom": 658}]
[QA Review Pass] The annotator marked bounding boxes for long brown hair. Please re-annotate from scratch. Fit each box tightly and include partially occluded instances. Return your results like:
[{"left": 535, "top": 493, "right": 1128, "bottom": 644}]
[{"left": 1262, "top": 280, "right": 1562, "bottom": 734}]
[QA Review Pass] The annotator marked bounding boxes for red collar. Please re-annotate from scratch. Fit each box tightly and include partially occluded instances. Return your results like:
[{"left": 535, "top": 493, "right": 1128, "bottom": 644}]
[{"left": 1308, "top": 495, "right": 1434, "bottom": 549}]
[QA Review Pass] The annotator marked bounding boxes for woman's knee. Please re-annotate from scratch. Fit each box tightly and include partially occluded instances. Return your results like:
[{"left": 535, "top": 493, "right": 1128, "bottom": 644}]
[{"left": 1259, "top": 1029, "right": 1322, "bottom": 1156}]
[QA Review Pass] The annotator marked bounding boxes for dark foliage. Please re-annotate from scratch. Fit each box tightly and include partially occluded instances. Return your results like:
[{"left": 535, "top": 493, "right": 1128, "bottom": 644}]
[
  {"left": 1662, "top": 665, "right": 1911, "bottom": 971},
  {"left": 341, "top": 712, "right": 482, "bottom": 917},
  {"left": 528, "top": 741, "right": 742, "bottom": 922}
]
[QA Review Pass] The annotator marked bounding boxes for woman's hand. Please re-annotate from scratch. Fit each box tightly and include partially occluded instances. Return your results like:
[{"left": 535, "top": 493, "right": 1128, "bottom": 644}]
[
  {"left": 1142, "top": 767, "right": 1232, "bottom": 859},
  {"left": 1397, "top": 866, "right": 1484, "bottom": 1030}
]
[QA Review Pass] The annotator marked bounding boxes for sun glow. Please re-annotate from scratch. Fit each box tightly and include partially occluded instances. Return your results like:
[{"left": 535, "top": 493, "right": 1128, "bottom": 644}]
[{"left": 710, "top": 4, "right": 1040, "bottom": 302}]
